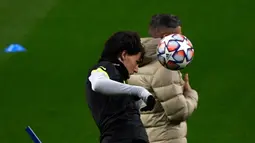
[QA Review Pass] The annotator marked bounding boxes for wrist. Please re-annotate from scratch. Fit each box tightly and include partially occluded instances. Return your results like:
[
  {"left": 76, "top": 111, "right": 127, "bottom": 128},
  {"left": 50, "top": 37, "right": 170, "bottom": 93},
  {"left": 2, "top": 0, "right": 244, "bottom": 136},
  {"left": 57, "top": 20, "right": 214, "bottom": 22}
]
[
  {"left": 184, "top": 89, "right": 193, "bottom": 92},
  {"left": 135, "top": 86, "right": 150, "bottom": 102}
]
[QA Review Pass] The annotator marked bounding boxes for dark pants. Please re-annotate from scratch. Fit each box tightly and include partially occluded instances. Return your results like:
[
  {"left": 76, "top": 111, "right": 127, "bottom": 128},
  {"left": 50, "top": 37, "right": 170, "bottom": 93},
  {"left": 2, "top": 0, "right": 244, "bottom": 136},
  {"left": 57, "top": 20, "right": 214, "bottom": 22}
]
[
  {"left": 131, "top": 139, "right": 148, "bottom": 143},
  {"left": 101, "top": 137, "right": 148, "bottom": 143}
]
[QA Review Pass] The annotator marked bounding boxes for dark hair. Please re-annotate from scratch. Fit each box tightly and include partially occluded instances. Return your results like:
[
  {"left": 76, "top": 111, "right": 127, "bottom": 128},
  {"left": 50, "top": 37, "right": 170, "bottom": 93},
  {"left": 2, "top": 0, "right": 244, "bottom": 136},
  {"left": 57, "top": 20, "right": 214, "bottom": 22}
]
[
  {"left": 101, "top": 31, "right": 144, "bottom": 61},
  {"left": 150, "top": 14, "right": 181, "bottom": 28}
]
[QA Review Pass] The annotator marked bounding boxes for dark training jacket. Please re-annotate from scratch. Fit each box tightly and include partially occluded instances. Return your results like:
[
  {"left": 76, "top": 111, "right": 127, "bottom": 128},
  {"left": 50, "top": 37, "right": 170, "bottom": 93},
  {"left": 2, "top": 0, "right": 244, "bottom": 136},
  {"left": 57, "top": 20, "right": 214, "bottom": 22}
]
[{"left": 85, "top": 59, "right": 149, "bottom": 143}]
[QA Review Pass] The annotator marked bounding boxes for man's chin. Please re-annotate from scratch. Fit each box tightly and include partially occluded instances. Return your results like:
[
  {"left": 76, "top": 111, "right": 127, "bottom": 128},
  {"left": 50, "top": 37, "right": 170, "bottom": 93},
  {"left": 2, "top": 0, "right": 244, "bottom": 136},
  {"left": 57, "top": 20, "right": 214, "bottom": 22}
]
[{"left": 129, "top": 71, "right": 136, "bottom": 75}]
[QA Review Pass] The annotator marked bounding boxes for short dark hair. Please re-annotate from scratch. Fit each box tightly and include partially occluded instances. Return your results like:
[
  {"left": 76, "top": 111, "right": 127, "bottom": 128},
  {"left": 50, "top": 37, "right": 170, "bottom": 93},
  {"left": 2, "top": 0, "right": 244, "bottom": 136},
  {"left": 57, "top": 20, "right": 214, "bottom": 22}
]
[
  {"left": 101, "top": 31, "right": 144, "bottom": 61},
  {"left": 150, "top": 14, "right": 181, "bottom": 28}
]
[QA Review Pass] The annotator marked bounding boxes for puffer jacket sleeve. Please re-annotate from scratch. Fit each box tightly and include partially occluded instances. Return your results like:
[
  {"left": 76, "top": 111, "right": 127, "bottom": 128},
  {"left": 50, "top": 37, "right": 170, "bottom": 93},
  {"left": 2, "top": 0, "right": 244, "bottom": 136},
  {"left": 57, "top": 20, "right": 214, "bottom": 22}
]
[
  {"left": 182, "top": 80, "right": 199, "bottom": 120},
  {"left": 151, "top": 66, "right": 198, "bottom": 122}
]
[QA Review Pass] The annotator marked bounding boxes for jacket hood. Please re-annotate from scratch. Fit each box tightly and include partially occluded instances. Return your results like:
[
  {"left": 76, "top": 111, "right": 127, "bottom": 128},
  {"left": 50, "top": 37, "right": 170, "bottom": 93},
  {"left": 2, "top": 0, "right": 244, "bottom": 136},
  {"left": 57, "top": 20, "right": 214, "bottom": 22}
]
[{"left": 139, "top": 37, "right": 161, "bottom": 67}]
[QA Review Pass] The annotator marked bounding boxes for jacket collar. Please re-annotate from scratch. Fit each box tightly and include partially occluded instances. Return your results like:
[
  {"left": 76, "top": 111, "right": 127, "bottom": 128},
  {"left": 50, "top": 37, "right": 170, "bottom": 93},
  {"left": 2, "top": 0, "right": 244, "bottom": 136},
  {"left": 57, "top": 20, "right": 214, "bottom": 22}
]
[{"left": 98, "top": 58, "right": 129, "bottom": 80}]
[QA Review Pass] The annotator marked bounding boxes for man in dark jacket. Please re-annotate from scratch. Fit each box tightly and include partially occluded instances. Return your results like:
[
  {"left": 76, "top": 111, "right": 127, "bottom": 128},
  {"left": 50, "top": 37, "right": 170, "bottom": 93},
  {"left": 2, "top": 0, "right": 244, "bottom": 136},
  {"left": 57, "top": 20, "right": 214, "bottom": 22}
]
[{"left": 85, "top": 31, "right": 156, "bottom": 143}]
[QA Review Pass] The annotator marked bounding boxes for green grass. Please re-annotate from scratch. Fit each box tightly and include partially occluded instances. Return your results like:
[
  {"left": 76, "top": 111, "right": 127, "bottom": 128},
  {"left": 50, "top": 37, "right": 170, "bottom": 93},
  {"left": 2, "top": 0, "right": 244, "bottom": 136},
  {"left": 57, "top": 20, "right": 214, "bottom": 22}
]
[{"left": 0, "top": 0, "right": 255, "bottom": 142}]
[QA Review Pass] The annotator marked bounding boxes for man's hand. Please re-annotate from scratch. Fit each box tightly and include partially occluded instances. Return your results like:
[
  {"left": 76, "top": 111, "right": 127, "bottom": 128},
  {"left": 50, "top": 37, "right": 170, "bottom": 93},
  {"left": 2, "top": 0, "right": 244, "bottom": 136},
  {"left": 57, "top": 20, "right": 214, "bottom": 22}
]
[
  {"left": 140, "top": 95, "right": 156, "bottom": 111},
  {"left": 183, "top": 73, "right": 192, "bottom": 92},
  {"left": 135, "top": 87, "right": 156, "bottom": 111}
]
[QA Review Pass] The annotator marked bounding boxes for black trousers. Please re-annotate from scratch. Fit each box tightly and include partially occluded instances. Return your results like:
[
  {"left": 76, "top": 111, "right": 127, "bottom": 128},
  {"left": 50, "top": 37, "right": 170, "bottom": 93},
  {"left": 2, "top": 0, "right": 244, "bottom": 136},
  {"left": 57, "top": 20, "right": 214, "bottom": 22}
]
[
  {"left": 131, "top": 139, "right": 148, "bottom": 143},
  {"left": 101, "top": 137, "right": 148, "bottom": 143}
]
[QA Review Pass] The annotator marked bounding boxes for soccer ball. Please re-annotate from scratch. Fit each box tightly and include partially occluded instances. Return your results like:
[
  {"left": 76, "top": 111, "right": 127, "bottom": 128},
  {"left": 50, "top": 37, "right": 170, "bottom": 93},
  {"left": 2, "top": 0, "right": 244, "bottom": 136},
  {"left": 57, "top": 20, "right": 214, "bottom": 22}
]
[{"left": 157, "top": 34, "right": 194, "bottom": 70}]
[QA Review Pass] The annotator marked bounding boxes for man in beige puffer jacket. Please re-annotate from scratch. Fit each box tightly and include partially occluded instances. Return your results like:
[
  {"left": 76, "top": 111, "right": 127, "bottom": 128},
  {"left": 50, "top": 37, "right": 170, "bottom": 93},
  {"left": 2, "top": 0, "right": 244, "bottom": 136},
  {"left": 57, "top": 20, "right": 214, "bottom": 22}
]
[{"left": 128, "top": 14, "right": 198, "bottom": 143}]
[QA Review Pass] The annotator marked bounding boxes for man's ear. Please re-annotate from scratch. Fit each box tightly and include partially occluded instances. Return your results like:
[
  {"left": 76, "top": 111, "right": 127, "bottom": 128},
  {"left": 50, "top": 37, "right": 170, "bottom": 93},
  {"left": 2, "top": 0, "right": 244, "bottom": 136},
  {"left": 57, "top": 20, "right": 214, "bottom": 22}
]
[
  {"left": 160, "top": 28, "right": 173, "bottom": 38},
  {"left": 161, "top": 28, "right": 180, "bottom": 38},
  {"left": 175, "top": 26, "right": 182, "bottom": 34},
  {"left": 120, "top": 50, "right": 127, "bottom": 60}
]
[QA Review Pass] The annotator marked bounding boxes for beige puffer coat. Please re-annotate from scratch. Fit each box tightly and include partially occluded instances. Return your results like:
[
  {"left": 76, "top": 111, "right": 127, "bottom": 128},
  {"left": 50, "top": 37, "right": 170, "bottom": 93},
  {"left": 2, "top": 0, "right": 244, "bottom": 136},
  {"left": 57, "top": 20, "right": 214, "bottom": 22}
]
[{"left": 128, "top": 37, "right": 198, "bottom": 143}]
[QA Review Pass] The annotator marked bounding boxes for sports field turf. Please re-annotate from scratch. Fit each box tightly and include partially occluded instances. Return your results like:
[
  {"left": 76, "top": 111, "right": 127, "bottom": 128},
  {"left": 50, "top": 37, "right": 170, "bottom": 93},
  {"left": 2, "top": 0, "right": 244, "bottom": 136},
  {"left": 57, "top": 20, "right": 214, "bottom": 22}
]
[{"left": 0, "top": 0, "right": 254, "bottom": 142}]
